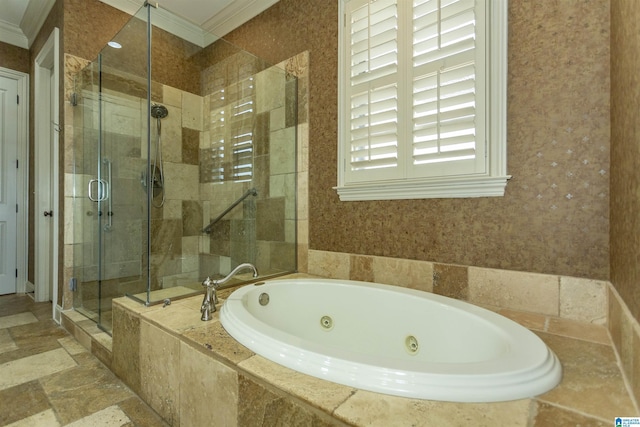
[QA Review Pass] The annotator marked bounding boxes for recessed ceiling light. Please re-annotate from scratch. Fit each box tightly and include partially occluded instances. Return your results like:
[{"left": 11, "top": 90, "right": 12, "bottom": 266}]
[{"left": 108, "top": 41, "right": 122, "bottom": 49}]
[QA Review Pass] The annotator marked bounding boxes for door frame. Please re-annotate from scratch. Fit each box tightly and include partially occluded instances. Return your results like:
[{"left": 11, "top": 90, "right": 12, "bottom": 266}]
[
  {"left": 34, "top": 28, "right": 60, "bottom": 321},
  {"left": 0, "top": 67, "right": 29, "bottom": 297}
]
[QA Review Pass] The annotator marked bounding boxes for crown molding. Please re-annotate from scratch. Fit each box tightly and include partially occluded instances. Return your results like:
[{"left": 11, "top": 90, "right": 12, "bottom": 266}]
[
  {"left": 99, "top": 0, "right": 142, "bottom": 16},
  {"left": 0, "top": 19, "right": 28, "bottom": 49},
  {"left": 100, "top": 0, "right": 207, "bottom": 47},
  {"left": 21, "top": 0, "right": 56, "bottom": 47},
  {"left": 201, "top": 0, "right": 280, "bottom": 38},
  {"left": 100, "top": 0, "right": 278, "bottom": 47}
]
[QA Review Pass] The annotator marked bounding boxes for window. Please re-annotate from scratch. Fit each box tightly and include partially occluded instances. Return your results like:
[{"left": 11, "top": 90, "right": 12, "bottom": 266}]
[
  {"left": 204, "top": 76, "right": 256, "bottom": 183},
  {"left": 337, "top": 0, "right": 509, "bottom": 200}
]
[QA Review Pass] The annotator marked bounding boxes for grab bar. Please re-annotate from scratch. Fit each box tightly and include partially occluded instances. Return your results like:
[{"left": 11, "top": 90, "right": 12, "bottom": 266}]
[{"left": 203, "top": 188, "right": 257, "bottom": 234}]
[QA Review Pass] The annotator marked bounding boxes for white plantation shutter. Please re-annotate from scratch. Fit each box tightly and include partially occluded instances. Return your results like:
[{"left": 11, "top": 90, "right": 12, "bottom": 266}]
[
  {"left": 411, "top": 0, "right": 485, "bottom": 177},
  {"left": 346, "top": 0, "right": 400, "bottom": 181},
  {"left": 338, "top": 0, "right": 509, "bottom": 200}
]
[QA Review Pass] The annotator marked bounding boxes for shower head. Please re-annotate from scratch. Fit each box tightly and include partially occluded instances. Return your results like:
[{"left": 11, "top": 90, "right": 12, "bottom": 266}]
[{"left": 151, "top": 104, "right": 168, "bottom": 119}]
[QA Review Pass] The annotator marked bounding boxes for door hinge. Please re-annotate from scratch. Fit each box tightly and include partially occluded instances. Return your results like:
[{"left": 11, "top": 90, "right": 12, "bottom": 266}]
[
  {"left": 16, "top": 204, "right": 18, "bottom": 213},
  {"left": 16, "top": 159, "right": 18, "bottom": 168},
  {"left": 16, "top": 95, "right": 19, "bottom": 104},
  {"left": 15, "top": 269, "right": 18, "bottom": 278}
]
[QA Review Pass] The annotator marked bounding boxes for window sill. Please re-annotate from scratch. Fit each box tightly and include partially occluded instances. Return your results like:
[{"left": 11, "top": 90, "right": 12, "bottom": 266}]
[{"left": 335, "top": 175, "right": 512, "bottom": 201}]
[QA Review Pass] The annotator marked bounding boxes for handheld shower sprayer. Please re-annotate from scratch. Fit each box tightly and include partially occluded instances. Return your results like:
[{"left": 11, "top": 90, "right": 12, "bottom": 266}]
[{"left": 143, "top": 103, "right": 168, "bottom": 207}]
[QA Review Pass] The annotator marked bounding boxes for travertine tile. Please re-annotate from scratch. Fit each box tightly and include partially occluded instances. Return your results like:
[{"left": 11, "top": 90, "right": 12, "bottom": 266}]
[
  {"left": 433, "top": 263, "right": 468, "bottom": 299},
  {"left": 4, "top": 409, "right": 60, "bottom": 427},
  {"left": 41, "top": 356, "right": 133, "bottom": 425},
  {"left": 239, "top": 355, "right": 355, "bottom": 414},
  {"left": 546, "top": 317, "right": 610, "bottom": 345},
  {"left": 532, "top": 401, "right": 607, "bottom": 426},
  {"left": 270, "top": 127, "right": 296, "bottom": 175},
  {"left": 559, "top": 277, "right": 607, "bottom": 324},
  {"left": 139, "top": 321, "right": 180, "bottom": 425},
  {"left": 0, "top": 312, "right": 38, "bottom": 329},
  {"left": 608, "top": 285, "right": 623, "bottom": 354},
  {"left": 163, "top": 85, "right": 182, "bottom": 108},
  {"left": 157, "top": 104, "right": 182, "bottom": 163},
  {"left": 372, "top": 256, "right": 433, "bottom": 292},
  {"left": 57, "top": 336, "right": 87, "bottom": 355},
  {"left": 142, "top": 302, "right": 202, "bottom": 334},
  {"left": 308, "top": 250, "right": 350, "bottom": 279},
  {"left": 117, "top": 396, "right": 170, "bottom": 427},
  {"left": 163, "top": 163, "right": 199, "bottom": 201},
  {"left": 0, "top": 349, "right": 77, "bottom": 391},
  {"left": 179, "top": 341, "right": 238, "bottom": 427},
  {"left": 633, "top": 330, "right": 640, "bottom": 409},
  {"left": 334, "top": 390, "right": 532, "bottom": 427},
  {"left": 91, "top": 337, "right": 112, "bottom": 369},
  {"left": 181, "top": 319, "right": 256, "bottom": 366},
  {"left": 182, "top": 92, "right": 203, "bottom": 131},
  {"left": 492, "top": 307, "right": 547, "bottom": 331},
  {"left": 0, "top": 381, "right": 51, "bottom": 426},
  {"left": 350, "top": 255, "right": 374, "bottom": 282},
  {"left": 182, "top": 128, "right": 200, "bottom": 165},
  {"left": 0, "top": 329, "right": 17, "bottom": 354},
  {"left": 162, "top": 199, "right": 182, "bottom": 220},
  {"left": 64, "top": 405, "right": 131, "bottom": 427},
  {"left": 620, "top": 298, "right": 636, "bottom": 387},
  {"left": 536, "top": 332, "right": 636, "bottom": 420},
  {"left": 238, "top": 374, "right": 341, "bottom": 427},
  {"left": 468, "top": 268, "right": 559, "bottom": 315},
  {"left": 256, "top": 67, "right": 286, "bottom": 113},
  {"left": 72, "top": 325, "right": 92, "bottom": 352},
  {"left": 132, "top": 286, "right": 196, "bottom": 304}
]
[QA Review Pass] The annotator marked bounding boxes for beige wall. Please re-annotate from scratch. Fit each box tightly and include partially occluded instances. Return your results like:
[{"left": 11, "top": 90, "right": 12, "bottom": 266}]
[
  {"left": 611, "top": 0, "right": 640, "bottom": 323},
  {"left": 0, "top": 41, "right": 29, "bottom": 73},
  {"left": 223, "top": 0, "right": 611, "bottom": 281}
]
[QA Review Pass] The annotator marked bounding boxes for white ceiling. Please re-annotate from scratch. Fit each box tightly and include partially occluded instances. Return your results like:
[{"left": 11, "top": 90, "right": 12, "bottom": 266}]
[{"left": 0, "top": 0, "right": 279, "bottom": 49}]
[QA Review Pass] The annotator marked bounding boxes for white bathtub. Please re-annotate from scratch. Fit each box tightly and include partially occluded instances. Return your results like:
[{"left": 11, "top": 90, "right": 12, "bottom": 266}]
[{"left": 220, "top": 278, "right": 562, "bottom": 402}]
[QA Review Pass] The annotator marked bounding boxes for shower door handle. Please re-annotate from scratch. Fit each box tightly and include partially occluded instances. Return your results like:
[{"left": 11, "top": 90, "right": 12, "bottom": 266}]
[{"left": 88, "top": 178, "right": 109, "bottom": 202}]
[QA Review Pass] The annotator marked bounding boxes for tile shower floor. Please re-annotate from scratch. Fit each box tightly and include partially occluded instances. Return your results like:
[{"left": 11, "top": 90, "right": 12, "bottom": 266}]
[{"left": 0, "top": 294, "right": 167, "bottom": 427}]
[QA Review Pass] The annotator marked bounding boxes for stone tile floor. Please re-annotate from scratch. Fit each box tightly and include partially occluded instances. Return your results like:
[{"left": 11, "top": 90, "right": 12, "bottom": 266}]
[{"left": 0, "top": 294, "right": 167, "bottom": 427}]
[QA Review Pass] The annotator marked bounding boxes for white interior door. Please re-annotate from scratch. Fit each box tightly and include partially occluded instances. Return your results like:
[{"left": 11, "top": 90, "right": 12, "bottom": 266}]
[
  {"left": 0, "top": 75, "right": 18, "bottom": 295},
  {"left": 34, "top": 28, "right": 60, "bottom": 306},
  {"left": 34, "top": 72, "right": 53, "bottom": 301}
]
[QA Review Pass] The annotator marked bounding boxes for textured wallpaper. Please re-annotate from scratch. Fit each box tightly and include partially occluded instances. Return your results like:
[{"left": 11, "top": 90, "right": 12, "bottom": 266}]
[
  {"left": 225, "top": 0, "right": 610, "bottom": 280},
  {"left": 0, "top": 42, "right": 29, "bottom": 74},
  {"left": 611, "top": 0, "right": 640, "bottom": 322}
]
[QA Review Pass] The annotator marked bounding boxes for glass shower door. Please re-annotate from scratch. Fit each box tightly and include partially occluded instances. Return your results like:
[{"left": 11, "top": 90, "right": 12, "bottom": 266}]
[{"left": 73, "top": 7, "right": 150, "bottom": 333}]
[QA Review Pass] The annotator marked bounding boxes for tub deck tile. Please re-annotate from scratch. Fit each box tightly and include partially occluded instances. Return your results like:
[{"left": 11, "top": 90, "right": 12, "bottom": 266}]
[
  {"left": 536, "top": 331, "right": 636, "bottom": 421},
  {"left": 333, "top": 391, "right": 532, "bottom": 427},
  {"left": 239, "top": 354, "right": 357, "bottom": 413},
  {"left": 182, "top": 319, "right": 256, "bottom": 365}
]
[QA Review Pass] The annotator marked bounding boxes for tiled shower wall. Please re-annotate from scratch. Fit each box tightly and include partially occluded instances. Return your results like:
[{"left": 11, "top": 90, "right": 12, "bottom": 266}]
[{"left": 64, "top": 49, "right": 298, "bottom": 312}]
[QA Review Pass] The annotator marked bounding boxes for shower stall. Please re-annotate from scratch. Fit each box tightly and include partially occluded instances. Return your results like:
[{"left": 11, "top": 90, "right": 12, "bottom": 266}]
[{"left": 70, "top": 4, "right": 298, "bottom": 333}]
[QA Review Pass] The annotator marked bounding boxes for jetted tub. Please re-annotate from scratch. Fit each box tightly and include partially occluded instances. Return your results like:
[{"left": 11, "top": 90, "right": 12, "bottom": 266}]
[{"left": 220, "top": 278, "right": 562, "bottom": 402}]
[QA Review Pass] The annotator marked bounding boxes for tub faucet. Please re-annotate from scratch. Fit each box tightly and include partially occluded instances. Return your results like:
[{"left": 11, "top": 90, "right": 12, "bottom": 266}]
[{"left": 201, "top": 263, "right": 259, "bottom": 321}]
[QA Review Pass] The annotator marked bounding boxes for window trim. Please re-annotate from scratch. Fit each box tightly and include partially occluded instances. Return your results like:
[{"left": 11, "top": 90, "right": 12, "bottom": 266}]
[{"left": 336, "top": 0, "right": 510, "bottom": 201}]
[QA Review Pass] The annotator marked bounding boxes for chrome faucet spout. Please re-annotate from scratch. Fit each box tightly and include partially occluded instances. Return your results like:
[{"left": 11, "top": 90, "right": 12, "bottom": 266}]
[
  {"left": 214, "top": 262, "right": 259, "bottom": 288},
  {"left": 200, "top": 263, "right": 259, "bottom": 321}
]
